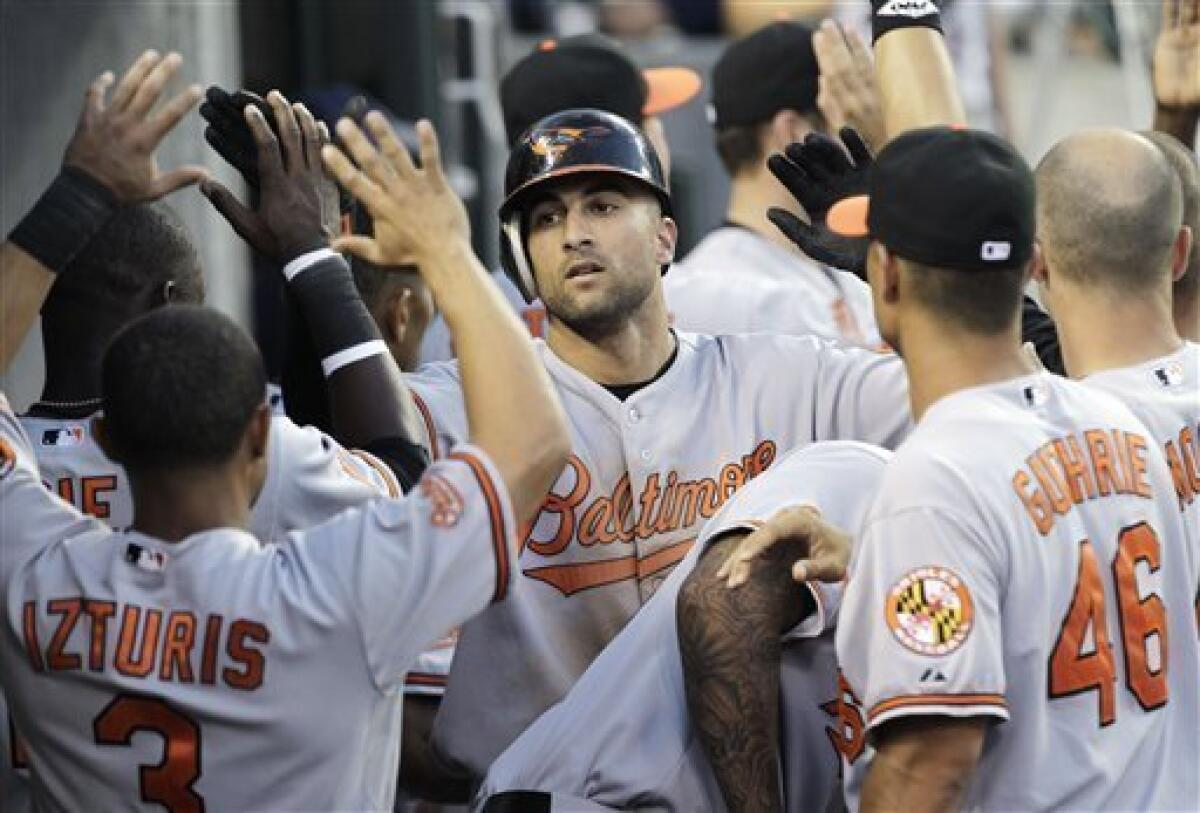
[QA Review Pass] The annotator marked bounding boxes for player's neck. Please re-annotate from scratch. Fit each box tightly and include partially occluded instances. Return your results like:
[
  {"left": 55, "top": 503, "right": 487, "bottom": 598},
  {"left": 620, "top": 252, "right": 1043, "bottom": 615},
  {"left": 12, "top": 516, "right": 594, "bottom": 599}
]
[
  {"left": 39, "top": 314, "right": 124, "bottom": 403},
  {"left": 128, "top": 466, "right": 254, "bottom": 542},
  {"left": 1173, "top": 287, "right": 1199, "bottom": 343},
  {"left": 1055, "top": 286, "right": 1182, "bottom": 379},
  {"left": 900, "top": 316, "right": 1035, "bottom": 422},
  {"left": 546, "top": 289, "right": 676, "bottom": 386},
  {"left": 39, "top": 363, "right": 103, "bottom": 406},
  {"left": 725, "top": 174, "right": 803, "bottom": 256}
]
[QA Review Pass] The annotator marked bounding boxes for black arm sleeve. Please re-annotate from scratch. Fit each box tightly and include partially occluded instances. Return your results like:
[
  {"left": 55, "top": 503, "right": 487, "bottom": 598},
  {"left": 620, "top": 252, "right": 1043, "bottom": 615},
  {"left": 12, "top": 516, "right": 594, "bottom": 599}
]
[{"left": 1020, "top": 295, "right": 1065, "bottom": 376}]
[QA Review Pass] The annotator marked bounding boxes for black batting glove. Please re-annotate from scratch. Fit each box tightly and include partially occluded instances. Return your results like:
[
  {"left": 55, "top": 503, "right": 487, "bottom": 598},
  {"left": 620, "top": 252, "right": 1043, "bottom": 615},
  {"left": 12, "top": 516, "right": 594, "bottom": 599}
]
[
  {"left": 768, "top": 126, "right": 873, "bottom": 279},
  {"left": 200, "top": 87, "right": 275, "bottom": 203}
]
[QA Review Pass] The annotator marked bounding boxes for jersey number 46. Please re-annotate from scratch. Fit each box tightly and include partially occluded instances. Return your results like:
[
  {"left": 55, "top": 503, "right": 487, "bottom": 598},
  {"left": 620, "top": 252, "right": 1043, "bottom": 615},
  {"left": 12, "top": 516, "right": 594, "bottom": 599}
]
[{"left": 1048, "top": 522, "right": 1169, "bottom": 726}]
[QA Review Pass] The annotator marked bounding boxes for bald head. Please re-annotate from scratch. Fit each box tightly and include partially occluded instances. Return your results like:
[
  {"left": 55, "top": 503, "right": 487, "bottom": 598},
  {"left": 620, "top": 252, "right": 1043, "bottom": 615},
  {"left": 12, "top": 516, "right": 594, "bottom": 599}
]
[
  {"left": 1140, "top": 130, "right": 1200, "bottom": 292},
  {"left": 1036, "top": 129, "right": 1183, "bottom": 293}
]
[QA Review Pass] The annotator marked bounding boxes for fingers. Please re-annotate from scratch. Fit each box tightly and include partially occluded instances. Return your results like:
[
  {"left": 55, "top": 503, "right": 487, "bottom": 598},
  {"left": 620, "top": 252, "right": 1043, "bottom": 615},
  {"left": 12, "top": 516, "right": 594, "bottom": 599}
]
[
  {"left": 126, "top": 51, "right": 183, "bottom": 118},
  {"left": 109, "top": 49, "right": 161, "bottom": 112},
  {"left": 245, "top": 104, "right": 285, "bottom": 179},
  {"left": 81, "top": 71, "right": 115, "bottom": 126},
  {"left": 204, "top": 125, "right": 258, "bottom": 182},
  {"left": 840, "top": 127, "right": 873, "bottom": 168},
  {"left": 335, "top": 116, "right": 396, "bottom": 187},
  {"left": 321, "top": 142, "right": 387, "bottom": 213},
  {"left": 201, "top": 178, "right": 261, "bottom": 242},
  {"left": 266, "top": 91, "right": 304, "bottom": 174},
  {"left": 146, "top": 83, "right": 203, "bottom": 144},
  {"left": 331, "top": 234, "right": 387, "bottom": 265},
  {"left": 317, "top": 121, "right": 332, "bottom": 142},
  {"left": 364, "top": 110, "right": 415, "bottom": 178},
  {"left": 813, "top": 20, "right": 853, "bottom": 76},
  {"left": 767, "top": 153, "right": 811, "bottom": 199},
  {"left": 149, "top": 165, "right": 209, "bottom": 198},
  {"left": 800, "top": 132, "right": 851, "bottom": 179},
  {"left": 792, "top": 553, "right": 846, "bottom": 585},
  {"left": 843, "top": 25, "right": 873, "bottom": 69},
  {"left": 294, "top": 102, "right": 323, "bottom": 172},
  {"left": 415, "top": 119, "right": 446, "bottom": 184}
]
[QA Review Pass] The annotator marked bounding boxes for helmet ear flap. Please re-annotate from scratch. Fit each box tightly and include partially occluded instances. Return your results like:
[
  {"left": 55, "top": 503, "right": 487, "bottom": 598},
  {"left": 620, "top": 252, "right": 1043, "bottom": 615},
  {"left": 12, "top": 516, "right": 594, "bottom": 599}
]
[{"left": 499, "top": 215, "right": 539, "bottom": 304}]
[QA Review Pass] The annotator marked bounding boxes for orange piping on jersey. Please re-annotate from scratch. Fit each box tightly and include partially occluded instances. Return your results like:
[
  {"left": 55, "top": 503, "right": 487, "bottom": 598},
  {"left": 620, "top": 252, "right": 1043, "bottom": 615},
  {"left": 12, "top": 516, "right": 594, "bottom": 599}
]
[
  {"left": 523, "top": 537, "right": 696, "bottom": 596},
  {"left": 412, "top": 393, "right": 440, "bottom": 460},
  {"left": 1013, "top": 429, "right": 1155, "bottom": 536},
  {"left": 867, "top": 693, "right": 1007, "bottom": 724},
  {"left": 349, "top": 448, "right": 401, "bottom": 497},
  {"left": 448, "top": 451, "right": 511, "bottom": 603},
  {"left": 46, "top": 598, "right": 83, "bottom": 671},
  {"left": 405, "top": 672, "right": 449, "bottom": 688}
]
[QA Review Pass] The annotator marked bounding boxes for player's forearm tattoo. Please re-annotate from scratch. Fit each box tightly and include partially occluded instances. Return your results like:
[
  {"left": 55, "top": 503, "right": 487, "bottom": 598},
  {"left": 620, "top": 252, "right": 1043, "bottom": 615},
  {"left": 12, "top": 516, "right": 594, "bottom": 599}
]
[{"left": 676, "top": 534, "right": 815, "bottom": 813}]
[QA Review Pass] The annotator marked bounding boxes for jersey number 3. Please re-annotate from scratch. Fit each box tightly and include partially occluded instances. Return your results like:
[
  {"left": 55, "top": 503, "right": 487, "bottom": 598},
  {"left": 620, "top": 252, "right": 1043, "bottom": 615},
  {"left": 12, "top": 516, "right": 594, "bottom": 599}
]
[
  {"left": 94, "top": 694, "right": 204, "bottom": 812},
  {"left": 1049, "top": 522, "right": 1169, "bottom": 726}
]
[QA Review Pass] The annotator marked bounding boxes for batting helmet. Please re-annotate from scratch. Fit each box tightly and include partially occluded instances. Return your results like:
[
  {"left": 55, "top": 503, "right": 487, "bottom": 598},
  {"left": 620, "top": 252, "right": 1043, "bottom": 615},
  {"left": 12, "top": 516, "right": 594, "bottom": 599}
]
[{"left": 498, "top": 108, "right": 672, "bottom": 303}]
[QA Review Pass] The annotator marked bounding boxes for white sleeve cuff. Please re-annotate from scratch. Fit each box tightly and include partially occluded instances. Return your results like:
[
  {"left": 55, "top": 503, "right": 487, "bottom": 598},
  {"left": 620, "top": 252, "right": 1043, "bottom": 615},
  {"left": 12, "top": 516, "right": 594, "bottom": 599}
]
[
  {"left": 321, "top": 340, "right": 390, "bottom": 377},
  {"left": 283, "top": 247, "right": 342, "bottom": 281}
]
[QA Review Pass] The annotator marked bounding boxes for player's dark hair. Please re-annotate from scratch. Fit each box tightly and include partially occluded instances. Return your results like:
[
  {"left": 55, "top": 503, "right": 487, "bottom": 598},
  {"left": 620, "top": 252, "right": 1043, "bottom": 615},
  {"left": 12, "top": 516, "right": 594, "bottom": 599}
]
[
  {"left": 1036, "top": 134, "right": 1183, "bottom": 294},
  {"left": 43, "top": 201, "right": 204, "bottom": 314},
  {"left": 101, "top": 306, "right": 266, "bottom": 471},
  {"left": 1141, "top": 130, "right": 1200, "bottom": 293},
  {"left": 904, "top": 260, "right": 1027, "bottom": 335},
  {"left": 715, "top": 124, "right": 764, "bottom": 176}
]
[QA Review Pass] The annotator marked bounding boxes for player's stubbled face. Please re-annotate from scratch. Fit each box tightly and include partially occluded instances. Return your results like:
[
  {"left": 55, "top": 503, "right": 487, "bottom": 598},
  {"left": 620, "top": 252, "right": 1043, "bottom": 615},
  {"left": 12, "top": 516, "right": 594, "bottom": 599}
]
[{"left": 526, "top": 177, "right": 667, "bottom": 338}]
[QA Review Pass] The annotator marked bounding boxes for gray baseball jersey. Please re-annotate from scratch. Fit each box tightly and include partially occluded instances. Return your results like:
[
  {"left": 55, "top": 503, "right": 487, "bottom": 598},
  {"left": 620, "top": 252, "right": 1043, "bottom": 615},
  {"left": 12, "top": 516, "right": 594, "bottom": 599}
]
[
  {"left": 0, "top": 395, "right": 517, "bottom": 811},
  {"left": 480, "top": 441, "right": 892, "bottom": 812},
  {"left": 836, "top": 372, "right": 1199, "bottom": 811},
  {"left": 665, "top": 226, "right": 881, "bottom": 347},
  {"left": 2, "top": 410, "right": 398, "bottom": 810},
  {"left": 409, "top": 331, "right": 910, "bottom": 777}
]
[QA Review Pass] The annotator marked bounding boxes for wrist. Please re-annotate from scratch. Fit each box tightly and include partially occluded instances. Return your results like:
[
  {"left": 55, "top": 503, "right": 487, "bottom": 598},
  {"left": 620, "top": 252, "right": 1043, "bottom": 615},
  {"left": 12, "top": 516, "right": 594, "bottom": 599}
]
[
  {"left": 871, "top": 0, "right": 943, "bottom": 44},
  {"left": 285, "top": 252, "right": 387, "bottom": 376},
  {"left": 8, "top": 166, "right": 119, "bottom": 274},
  {"left": 278, "top": 233, "right": 331, "bottom": 265}
]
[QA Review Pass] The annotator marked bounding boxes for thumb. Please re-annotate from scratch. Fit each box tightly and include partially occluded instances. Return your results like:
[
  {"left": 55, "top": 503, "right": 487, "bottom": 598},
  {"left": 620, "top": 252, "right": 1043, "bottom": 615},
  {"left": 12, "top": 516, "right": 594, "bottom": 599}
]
[
  {"left": 331, "top": 234, "right": 386, "bottom": 265},
  {"left": 768, "top": 208, "right": 819, "bottom": 247},
  {"left": 200, "top": 179, "right": 261, "bottom": 244},
  {"left": 148, "top": 165, "right": 209, "bottom": 199}
]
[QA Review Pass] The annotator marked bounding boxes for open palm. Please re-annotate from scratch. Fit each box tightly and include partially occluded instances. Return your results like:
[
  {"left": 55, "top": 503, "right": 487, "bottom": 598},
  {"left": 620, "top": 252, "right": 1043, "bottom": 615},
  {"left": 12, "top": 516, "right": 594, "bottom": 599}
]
[{"left": 1155, "top": 0, "right": 1200, "bottom": 109}]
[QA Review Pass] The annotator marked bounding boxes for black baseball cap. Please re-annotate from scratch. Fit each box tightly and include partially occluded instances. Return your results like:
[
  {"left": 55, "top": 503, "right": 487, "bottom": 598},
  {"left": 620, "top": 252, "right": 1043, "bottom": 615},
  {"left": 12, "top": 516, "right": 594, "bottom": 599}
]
[
  {"left": 829, "top": 127, "right": 1036, "bottom": 272},
  {"left": 500, "top": 34, "right": 701, "bottom": 145},
  {"left": 710, "top": 21, "right": 819, "bottom": 129}
]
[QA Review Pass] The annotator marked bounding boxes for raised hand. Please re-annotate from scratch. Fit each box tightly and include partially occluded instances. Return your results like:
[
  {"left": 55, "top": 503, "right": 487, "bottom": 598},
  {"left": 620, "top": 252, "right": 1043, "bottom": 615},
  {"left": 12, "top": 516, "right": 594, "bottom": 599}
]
[
  {"left": 201, "top": 90, "right": 337, "bottom": 262},
  {"left": 63, "top": 50, "right": 207, "bottom": 201},
  {"left": 1154, "top": 0, "right": 1200, "bottom": 110},
  {"left": 716, "top": 505, "right": 852, "bottom": 589},
  {"left": 767, "top": 127, "right": 873, "bottom": 277},
  {"left": 321, "top": 113, "right": 470, "bottom": 269},
  {"left": 200, "top": 86, "right": 275, "bottom": 196},
  {"left": 814, "top": 20, "right": 885, "bottom": 151}
]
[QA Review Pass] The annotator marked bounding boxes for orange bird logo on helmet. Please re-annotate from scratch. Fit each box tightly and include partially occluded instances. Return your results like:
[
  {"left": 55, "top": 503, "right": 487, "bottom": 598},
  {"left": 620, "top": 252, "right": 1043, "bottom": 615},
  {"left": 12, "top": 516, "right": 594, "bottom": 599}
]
[{"left": 529, "top": 126, "right": 612, "bottom": 159}]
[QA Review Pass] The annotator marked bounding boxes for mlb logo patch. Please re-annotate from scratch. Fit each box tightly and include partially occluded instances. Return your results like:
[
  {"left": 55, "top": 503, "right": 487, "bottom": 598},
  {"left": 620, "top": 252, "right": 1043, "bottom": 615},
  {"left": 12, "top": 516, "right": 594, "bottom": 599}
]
[
  {"left": 1022, "top": 383, "right": 1048, "bottom": 408},
  {"left": 1152, "top": 361, "right": 1184, "bottom": 389},
  {"left": 124, "top": 543, "right": 168, "bottom": 572},
  {"left": 41, "top": 425, "right": 85, "bottom": 448}
]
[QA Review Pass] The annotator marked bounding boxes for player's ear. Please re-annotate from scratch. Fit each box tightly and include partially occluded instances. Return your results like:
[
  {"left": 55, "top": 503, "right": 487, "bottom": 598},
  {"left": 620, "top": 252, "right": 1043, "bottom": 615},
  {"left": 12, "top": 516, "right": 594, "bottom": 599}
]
[
  {"left": 1029, "top": 241, "right": 1049, "bottom": 286},
  {"left": 655, "top": 215, "right": 677, "bottom": 266},
  {"left": 385, "top": 287, "right": 414, "bottom": 346},
  {"left": 245, "top": 402, "right": 272, "bottom": 462},
  {"left": 1170, "top": 225, "right": 1192, "bottom": 283}
]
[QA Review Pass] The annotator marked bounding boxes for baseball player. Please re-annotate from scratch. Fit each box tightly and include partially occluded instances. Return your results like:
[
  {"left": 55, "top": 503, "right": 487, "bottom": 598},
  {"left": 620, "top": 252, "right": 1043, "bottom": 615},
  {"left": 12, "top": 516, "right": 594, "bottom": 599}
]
[
  {"left": 1142, "top": 130, "right": 1200, "bottom": 343},
  {"left": 477, "top": 440, "right": 890, "bottom": 812},
  {"left": 396, "top": 107, "right": 912, "bottom": 784},
  {"left": 0, "top": 59, "right": 569, "bottom": 810},
  {"left": 418, "top": 32, "right": 701, "bottom": 364},
  {"left": 1032, "top": 128, "right": 1200, "bottom": 623},
  {"left": 827, "top": 11, "right": 1199, "bottom": 810},
  {"left": 665, "top": 21, "right": 881, "bottom": 346}
]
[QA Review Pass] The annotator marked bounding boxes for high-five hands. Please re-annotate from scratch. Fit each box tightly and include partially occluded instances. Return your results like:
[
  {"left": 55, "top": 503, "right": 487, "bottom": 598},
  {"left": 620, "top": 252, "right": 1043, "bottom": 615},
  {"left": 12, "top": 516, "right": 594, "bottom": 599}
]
[
  {"left": 64, "top": 50, "right": 207, "bottom": 201},
  {"left": 320, "top": 113, "right": 470, "bottom": 269},
  {"left": 201, "top": 91, "right": 337, "bottom": 262},
  {"left": 768, "top": 127, "right": 874, "bottom": 278}
]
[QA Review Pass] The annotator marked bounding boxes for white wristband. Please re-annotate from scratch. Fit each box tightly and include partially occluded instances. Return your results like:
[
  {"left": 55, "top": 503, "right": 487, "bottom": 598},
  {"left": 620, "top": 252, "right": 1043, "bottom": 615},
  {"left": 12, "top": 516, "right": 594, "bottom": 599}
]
[
  {"left": 321, "top": 340, "right": 389, "bottom": 377},
  {"left": 283, "top": 247, "right": 341, "bottom": 281}
]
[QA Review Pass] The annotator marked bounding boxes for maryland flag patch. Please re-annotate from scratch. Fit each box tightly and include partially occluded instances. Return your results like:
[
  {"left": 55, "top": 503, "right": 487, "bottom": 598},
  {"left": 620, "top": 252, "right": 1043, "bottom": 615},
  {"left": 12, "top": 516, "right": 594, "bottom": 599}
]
[
  {"left": 885, "top": 566, "right": 974, "bottom": 656},
  {"left": 0, "top": 436, "right": 16, "bottom": 479}
]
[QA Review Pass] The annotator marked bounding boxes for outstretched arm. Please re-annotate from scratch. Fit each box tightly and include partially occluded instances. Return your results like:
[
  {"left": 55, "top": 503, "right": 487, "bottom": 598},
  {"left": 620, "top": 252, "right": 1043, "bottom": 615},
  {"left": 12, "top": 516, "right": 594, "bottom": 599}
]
[
  {"left": 323, "top": 114, "right": 570, "bottom": 524},
  {"left": 3, "top": 50, "right": 205, "bottom": 369}
]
